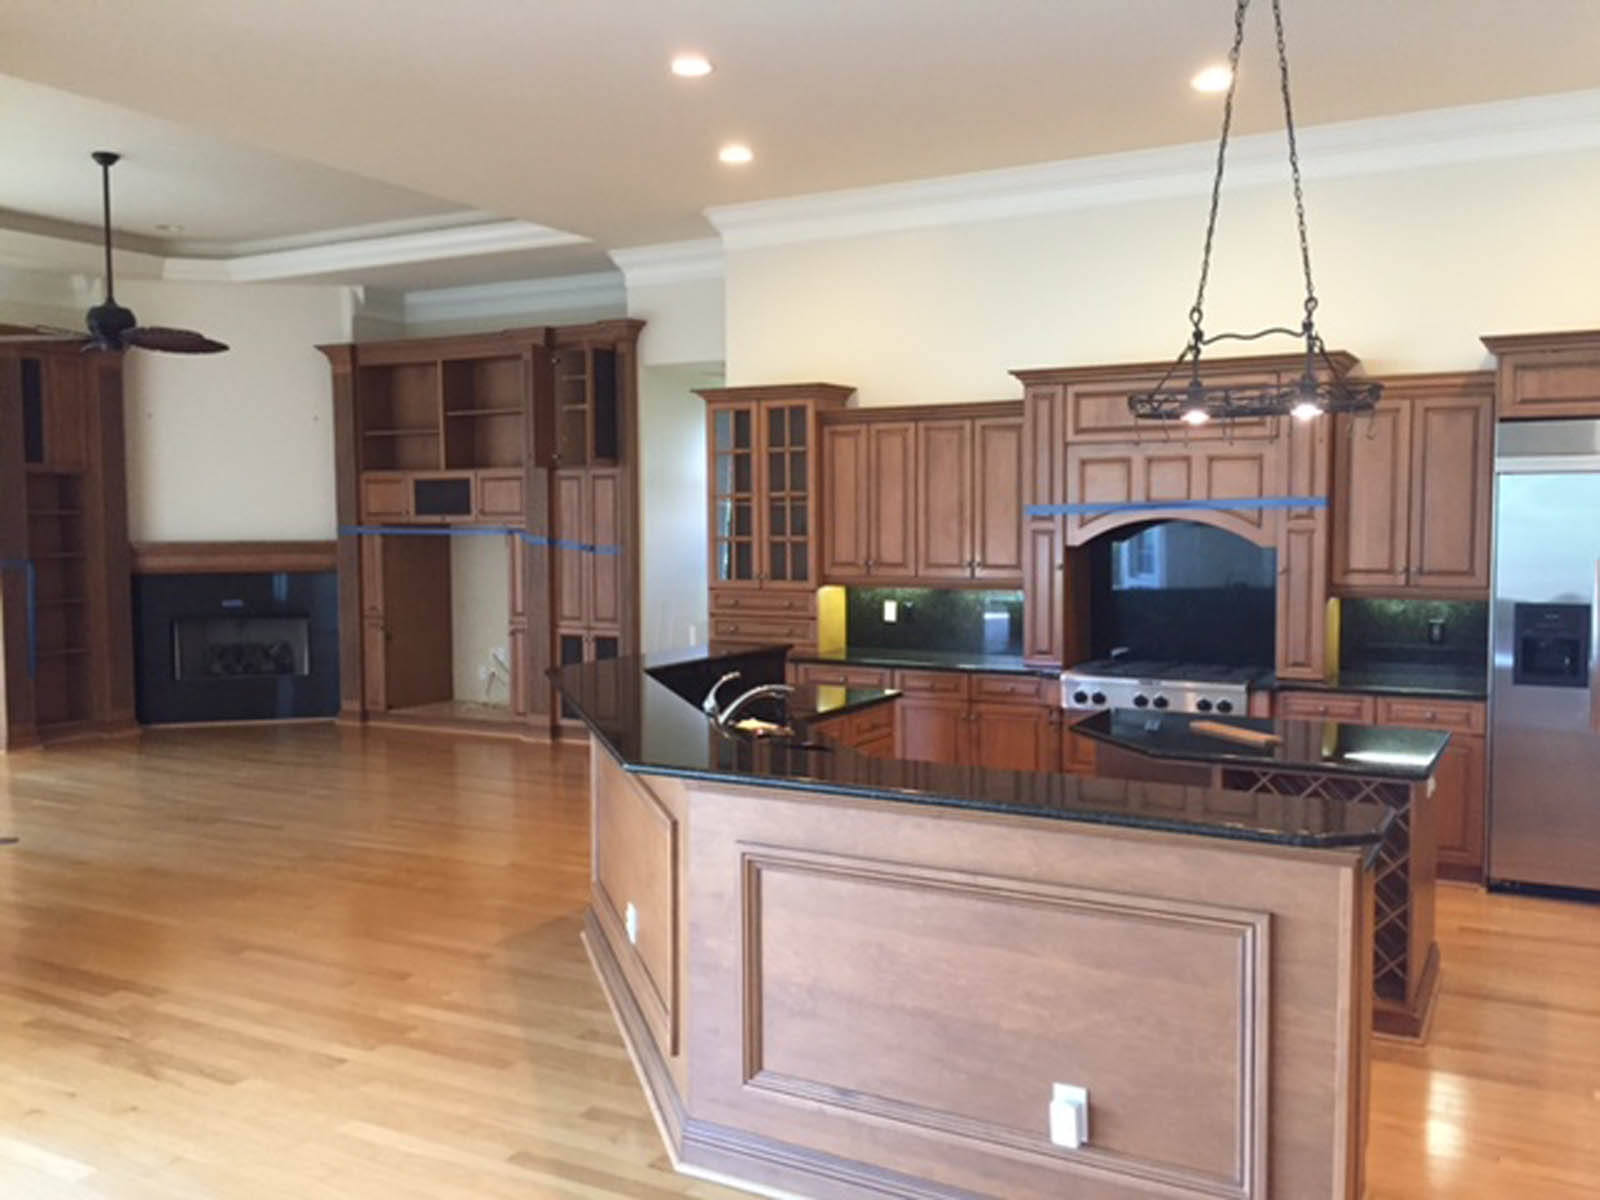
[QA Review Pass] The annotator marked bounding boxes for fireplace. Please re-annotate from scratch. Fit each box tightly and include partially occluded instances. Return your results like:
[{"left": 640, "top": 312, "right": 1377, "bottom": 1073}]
[{"left": 133, "top": 570, "right": 338, "bottom": 724}]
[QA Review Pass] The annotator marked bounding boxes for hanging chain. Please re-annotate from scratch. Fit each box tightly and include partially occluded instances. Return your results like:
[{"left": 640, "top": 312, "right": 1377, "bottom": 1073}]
[
  {"left": 1188, "top": 0, "right": 1250, "bottom": 351},
  {"left": 1271, "top": 0, "right": 1317, "bottom": 327}
]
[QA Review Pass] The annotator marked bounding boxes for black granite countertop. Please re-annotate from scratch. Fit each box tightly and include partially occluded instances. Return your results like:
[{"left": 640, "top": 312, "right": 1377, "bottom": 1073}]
[
  {"left": 1269, "top": 662, "right": 1487, "bottom": 700},
  {"left": 550, "top": 646, "right": 1393, "bottom": 852},
  {"left": 1072, "top": 709, "right": 1451, "bottom": 780},
  {"left": 791, "top": 646, "right": 1051, "bottom": 677}
]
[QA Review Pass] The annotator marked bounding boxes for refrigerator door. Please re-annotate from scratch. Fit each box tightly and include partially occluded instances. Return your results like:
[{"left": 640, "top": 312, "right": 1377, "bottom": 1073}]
[{"left": 1490, "top": 469, "right": 1600, "bottom": 889}]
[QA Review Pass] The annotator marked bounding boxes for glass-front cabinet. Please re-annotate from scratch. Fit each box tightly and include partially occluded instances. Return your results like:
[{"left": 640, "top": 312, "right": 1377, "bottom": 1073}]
[{"left": 703, "top": 385, "right": 851, "bottom": 591}]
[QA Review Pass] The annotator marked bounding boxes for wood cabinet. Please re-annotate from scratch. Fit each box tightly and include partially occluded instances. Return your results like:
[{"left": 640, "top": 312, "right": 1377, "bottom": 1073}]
[
  {"left": 914, "top": 415, "right": 1024, "bottom": 583},
  {"left": 1483, "top": 328, "right": 1600, "bottom": 420},
  {"left": 890, "top": 669, "right": 1057, "bottom": 770},
  {"left": 811, "top": 700, "right": 896, "bottom": 756},
  {"left": 1276, "top": 689, "right": 1487, "bottom": 879},
  {"left": 1332, "top": 373, "right": 1494, "bottom": 595},
  {"left": 820, "top": 420, "right": 917, "bottom": 582},
  {"left": 0, "top": 346, "right": 134, "bottom": 750}
]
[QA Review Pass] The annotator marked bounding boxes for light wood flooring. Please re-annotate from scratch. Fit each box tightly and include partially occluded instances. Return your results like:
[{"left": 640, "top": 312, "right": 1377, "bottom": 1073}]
[{"left": 0, "top": 724, "right": 1595, "bottom": 1199}]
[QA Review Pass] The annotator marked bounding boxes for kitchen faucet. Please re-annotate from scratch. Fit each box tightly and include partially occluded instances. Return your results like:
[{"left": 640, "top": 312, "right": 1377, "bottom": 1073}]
[
  {"left": 702, "top": 671, "right": 742, "bottom": 716},
  {"left": 711, "top": 682, "right": 795, "bottom": 730}
]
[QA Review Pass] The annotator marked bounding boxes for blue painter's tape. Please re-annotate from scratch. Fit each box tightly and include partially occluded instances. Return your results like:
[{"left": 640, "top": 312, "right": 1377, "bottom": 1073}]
[
  {"left": 0, "top": 559, "right": 37, "bottom": 679},
  {"left": 338, "top": 525, "right": 623, "bottom": 557},
  {"left": 1024, "top": 495, "right": 1328, "bottom": 519}
]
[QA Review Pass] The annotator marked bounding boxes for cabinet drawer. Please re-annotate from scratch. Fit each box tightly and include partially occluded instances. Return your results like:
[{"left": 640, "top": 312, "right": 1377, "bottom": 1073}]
[
  {"left": 972, "top": 673, "right": 1052, "bottom": 704},
  {"left": 794, "top": 663, "right": 891, "bottom": 689},
  {"left": 1375, "top": 696, "right": 1486, "bottom": 734},
  {"left": 710, "top": 616, "right": 814, "bottom": 645},
  {"left": 1275, "top": 691, "right": 1376, "bottom": 724},
  {"left": 476, "top": 470, "right": 524, "bottom": 519},
  {"left": 710, "top": 590, "right": 817, "bottom": 616},
  {"left": 361, "top": 473, "right": 410, "bottom": 520},
  {"left": 892, "top": 668, "right": 973, "bottom": 699}
]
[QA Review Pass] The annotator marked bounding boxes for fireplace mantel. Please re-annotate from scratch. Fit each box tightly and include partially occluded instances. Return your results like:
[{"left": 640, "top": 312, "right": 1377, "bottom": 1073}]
[{"left": 131, "top": 541, "right": 337, "bottom": 575}]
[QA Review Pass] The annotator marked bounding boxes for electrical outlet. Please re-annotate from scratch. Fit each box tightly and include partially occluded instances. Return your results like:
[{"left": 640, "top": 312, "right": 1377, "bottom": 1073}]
[
  {"left": 1048, "top": 1083, "right": 1089, "bottom": 1149},
  {"left": 882, "top": 599, "right": 898, "bottom": 623},
  {"left": 624, "top": 902, "right": 640, "bottom": 946}
]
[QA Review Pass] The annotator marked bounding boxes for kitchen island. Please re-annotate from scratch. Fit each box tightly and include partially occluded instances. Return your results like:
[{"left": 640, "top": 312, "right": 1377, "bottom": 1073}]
[{"left": 555, "top": 647, "right": 1390, "bottom": 1200}]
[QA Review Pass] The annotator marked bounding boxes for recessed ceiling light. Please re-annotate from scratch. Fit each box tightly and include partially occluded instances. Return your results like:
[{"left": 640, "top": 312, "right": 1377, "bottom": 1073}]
[
  {"left": 1191, "top": 64, "right": 1233, "bottom": 93},
  {"left": 671, "top": 53, "right": 713, "bottom": 78},
  {"left": 718, "top": 143, "right": 753, "bottom": 165}
]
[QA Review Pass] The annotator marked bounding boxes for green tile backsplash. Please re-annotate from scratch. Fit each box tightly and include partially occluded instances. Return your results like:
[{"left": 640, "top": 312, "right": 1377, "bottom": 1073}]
[{"left": 845, "top": 587, "right": 1024, "bottom": 657}]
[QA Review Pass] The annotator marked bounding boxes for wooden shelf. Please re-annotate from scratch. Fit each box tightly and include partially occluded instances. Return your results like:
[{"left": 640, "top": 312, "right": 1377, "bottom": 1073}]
[
  {"left": 445, "top": 408, "right": 523, "bottom": 418},
  {"left": 38, "top": 647, "right": 89, "bottom": 659},
  {"left": 31, "top": 552, "right": 85, "bottom": 560},
  {"left": 364, "top": 427, "right": 440, "bottom": 438},
  {"left": 28, "top": 509, "right": 82, "bottom": 517},
  {"left": 24, "top": 464, "right": 85, "bottom": 476},
  {"left": 36, "top": 597, "right": 87, "bottom": 607}
]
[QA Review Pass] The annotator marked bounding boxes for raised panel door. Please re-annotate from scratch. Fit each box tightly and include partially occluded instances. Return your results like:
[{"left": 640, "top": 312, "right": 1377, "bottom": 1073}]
[
  {"left": 821, "top": 424, "right": 870, "bottom": 582},
  {"left": 1022, "top": 519, "right": 1063, "bottom": 665},
  {"left": 1200, "top": 447, "right": 1274, "bottom": 536},
  {"left": 915, "top": 420, "right": 973, "bottom": 579},
  {"left": 1433, "top": 734, "right": 1486, "bottom": 878},
  {"left": 554, "top": 469, "right": 586, "bottom": 626},
  {"left": 895, "top": 696, "right": 968, "bottom": 765},
  {"left": 1275, "top": 520, "right": 1328, "bottom": 680},
  {"left": 1064, "top": 448, "right": 1135, "bottom": 546},
  {"left": 1332, "top": 400, "right": 1411, "bottom": 590},
  {"left": 868, "top": 422, "right": 917, "bottom": 577},
  {"left": 972, "top": 417, "right": 1023, "bottom": 581},
  {"left": 970, "top": 701, "right": 1054, "bottom": 772},
  {"left": 761, "top": 402, "right": 815, "bottom": 589},
  {"left": 708, "top": 403, "right": 760, "bottom": 588},
  {"left": 1408, "top": 389, "right": 1492, "bottom": 591},
  {"left": 588, "top": 469, "right": 622, "bottom": 628}
]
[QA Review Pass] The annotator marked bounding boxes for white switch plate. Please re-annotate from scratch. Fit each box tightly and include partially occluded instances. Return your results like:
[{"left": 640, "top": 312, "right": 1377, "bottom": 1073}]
[
  {"left": 882, "top": 599, "right": 898, "bottom": 623},
  {"left": 1049, "top": 1083, "right": 1089, "bottom": 1149},
  {"left": 624, "top": 902, "right": 640, "bottom": 945}
]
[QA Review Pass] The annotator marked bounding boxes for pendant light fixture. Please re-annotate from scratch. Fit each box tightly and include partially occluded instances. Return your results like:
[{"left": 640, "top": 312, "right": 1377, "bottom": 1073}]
[{"left": 1129, "top": 0, "right": 1379, "bottom": 426}]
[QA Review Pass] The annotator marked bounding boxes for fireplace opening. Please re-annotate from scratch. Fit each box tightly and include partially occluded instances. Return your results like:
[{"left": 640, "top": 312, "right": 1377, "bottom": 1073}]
[{"left": 172, "top": 615, "right": 311, "bottom": 681}]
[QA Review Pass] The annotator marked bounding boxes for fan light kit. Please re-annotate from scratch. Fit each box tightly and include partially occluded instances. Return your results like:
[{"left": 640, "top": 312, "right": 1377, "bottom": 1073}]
[
  {"left": 0, "top": 151, "right": 228, "bottom": 355},
  {"left": 1130, "top": 0, "right": 1379, "bottom": 427}
]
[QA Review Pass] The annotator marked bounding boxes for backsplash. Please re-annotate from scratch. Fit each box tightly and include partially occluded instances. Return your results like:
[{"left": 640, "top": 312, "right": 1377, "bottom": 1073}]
[
  {"left": 1340, "top": 597, "right": 1489, "bottom": 669},
  {"left": 845, "top": 588, "right": 1023, "bottom": 656}
]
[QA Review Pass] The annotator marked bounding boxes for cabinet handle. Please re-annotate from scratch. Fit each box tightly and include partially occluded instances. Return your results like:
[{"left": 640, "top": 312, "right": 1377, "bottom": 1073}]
[{"left": 1424, "top": 710, "right": 1437, "bottom": 721}]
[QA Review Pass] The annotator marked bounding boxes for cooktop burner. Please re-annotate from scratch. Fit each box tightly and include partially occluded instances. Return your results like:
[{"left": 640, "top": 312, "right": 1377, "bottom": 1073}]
[
  {"left": 1067, "top": 660, "right": 1267, "bottom": 685},
  {"left": 1060, "top": 659, "right": 1269, "bottom": 715}
]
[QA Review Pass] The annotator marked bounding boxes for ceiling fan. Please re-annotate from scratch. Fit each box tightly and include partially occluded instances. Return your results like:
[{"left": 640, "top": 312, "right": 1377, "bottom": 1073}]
[{"left": 0, "top": 151, "right": 228, "bottom": 354}]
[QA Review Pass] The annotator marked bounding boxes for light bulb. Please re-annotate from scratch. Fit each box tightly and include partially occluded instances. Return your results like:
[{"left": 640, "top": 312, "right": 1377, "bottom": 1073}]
[
  {"left": 1180, "top": 407, "right": 1211, "bottom": 426},
  {"left": 1291, "top": 399, "right": 1323, "bottom": 422},
  {"left": 1191, "top": 65, "right": 1234, "bottom": 93},
  {"left": 671, "top": 54, "right": 713, "bottom": 78},
  {"left": 718, "top": 143, "right": 754, "bottom": 165}
]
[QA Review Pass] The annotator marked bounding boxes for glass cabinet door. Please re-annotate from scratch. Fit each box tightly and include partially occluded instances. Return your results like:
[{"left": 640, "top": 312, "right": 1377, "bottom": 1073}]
[
  {"left": 763, "top": 402, "right": 812, "bottom": 586},
  {"left": 710, "top": 404, "right": 758, "bottom": 584}
]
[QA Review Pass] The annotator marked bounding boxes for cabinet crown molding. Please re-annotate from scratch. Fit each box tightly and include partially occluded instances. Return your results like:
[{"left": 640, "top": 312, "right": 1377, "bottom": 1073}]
[
  {"left": 697, "top": 383, "right": 855, "bottom": 406},
  {"left": 1481, "top": 328, "right": 1600, "bottom": 356}
]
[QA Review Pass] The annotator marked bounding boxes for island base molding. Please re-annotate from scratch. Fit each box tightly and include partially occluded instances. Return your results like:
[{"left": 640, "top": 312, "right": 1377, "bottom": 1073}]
[{"left": 583, "top": 746, "right": 1376, "bottom": 1200}]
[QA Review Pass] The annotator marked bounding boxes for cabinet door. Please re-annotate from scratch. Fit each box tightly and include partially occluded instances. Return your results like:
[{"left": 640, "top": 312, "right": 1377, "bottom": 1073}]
[
  {"left": 1275, "top": 521, "right": 1328, "bottom": 680},
  {"left": 761, "top": 401, "right": 815, "bottom": 589},
  {"left": 708, "top": 403, "right": 760, "bottom": 588},
  {"left": 915, "top": 420, "right": 973, "bottom": 579},
  {"left": 1409, "top": 389, "right": 1493, "bottom": 591},
  {"left": 972, "top": 416, "right": 1024, "bottom": 581},
  {"left": 553, "top": 469, "right": 586, "bottom": 626},
  {"left": 970, "top": 702, "right": 1054, "bottom": 772},
  {"left": 587, "top": 469, "right": 622, "bottom": 628},
  {"left": 1433, "top": 734, "right": 1486, "bottom": 879},
  {"left": 821, "top": 424, "right": 870, "bottom": 582},
  {"left": 1332, "top": 400, "right": 1411, "bottom": 590},
  {"left": 1022, "top": 519, "right": 1063, "bottom": 665},
  {"left": 895, "top": 696, "right": 968, "bottom": 765},
  {"left": 868, "top": 422, "right": 917, "bottom": 577}
]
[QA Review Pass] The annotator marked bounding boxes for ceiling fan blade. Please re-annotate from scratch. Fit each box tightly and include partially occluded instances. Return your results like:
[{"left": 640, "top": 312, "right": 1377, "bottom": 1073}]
[{"left": 122, "top": 326, "right": 229, "bottom": 354}]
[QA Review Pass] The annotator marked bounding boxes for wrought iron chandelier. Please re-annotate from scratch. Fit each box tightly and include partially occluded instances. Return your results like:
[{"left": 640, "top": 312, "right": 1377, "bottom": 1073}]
[{"left": 1129, "top": 0, "right": 1380, "bottom": 426}]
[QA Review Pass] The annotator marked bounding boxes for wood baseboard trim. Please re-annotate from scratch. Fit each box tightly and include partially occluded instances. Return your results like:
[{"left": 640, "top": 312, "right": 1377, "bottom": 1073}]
[
  {"left": 131, "top": 540, "right": 337, "bottom": 575},
  {"left": 1374, "top": 943, "right": 1441, "bottom": 1041},
  {"left": 362, "top": 713, "right": 558, "bottom": 745}
]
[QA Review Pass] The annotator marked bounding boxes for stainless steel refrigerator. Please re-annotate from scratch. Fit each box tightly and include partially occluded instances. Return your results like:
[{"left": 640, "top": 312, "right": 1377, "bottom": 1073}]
[{"left": 1491, "top": 419, "right": 1600, "bottom": 893}]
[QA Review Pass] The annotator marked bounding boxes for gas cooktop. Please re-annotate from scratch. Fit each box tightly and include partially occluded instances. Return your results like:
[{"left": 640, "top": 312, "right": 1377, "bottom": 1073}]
[{"left": 1060, "top": 659, "right": 1270, "bottom": 715}]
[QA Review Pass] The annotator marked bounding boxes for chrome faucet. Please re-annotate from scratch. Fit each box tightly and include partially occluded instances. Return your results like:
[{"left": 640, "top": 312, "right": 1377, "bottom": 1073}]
[
  {"left": 713, "top": 683, "right": 795, "bottom": 729},
  {"left": 702, "top": 670, "right": 742, "bottom": 716}
]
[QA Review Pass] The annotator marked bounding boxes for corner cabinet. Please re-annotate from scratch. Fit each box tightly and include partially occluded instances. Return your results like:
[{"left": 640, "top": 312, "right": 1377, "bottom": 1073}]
[
  {"left": 1332, "top": 373, "right": 1494, "bottom": 595},
  {"left": 699, "top": 384, "right": 852, "bottom": 648},
  {"left": 1483, "top": 329, "right": 1600, "bottom": 420}
]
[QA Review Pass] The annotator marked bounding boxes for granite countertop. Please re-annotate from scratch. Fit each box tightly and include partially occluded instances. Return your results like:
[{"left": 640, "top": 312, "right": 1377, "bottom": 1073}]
[
  {"left": 549, "top": 646, "right": 1393, "bottom": 852},
  {"left": 1270, "top": 662, "right": 1487, "bottom": 700},
  {"left": 1071, "top": 709, "right": 1451, "bottom": 780},
  {"left": 790, "top": 646, "right": 1051, "bottom": 677}
]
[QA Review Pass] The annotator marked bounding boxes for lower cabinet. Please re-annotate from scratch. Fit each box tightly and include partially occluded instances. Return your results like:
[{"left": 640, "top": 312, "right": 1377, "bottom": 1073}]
[
  {"left": 557, "top": 628, "right": 621, "bottom": 725},
  {"left": 1426, "top": 733, "right": 1486, "bottom": 879},
  {"left": 896, "top": 694, "right": 970, "bottom": 764},
  {"left": 891, "top": 669, "right": 1060, "bottom": 770}
]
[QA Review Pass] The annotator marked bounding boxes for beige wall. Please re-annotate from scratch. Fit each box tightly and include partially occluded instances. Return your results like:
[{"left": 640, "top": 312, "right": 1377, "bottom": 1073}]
[
  {"left": 450, "top": 533, "right": 512, "bottom": 705},
  {"left": 723, "top": 147, "right": 1600, "bottom": 403},
  {"left": 639, "top": 363, "right": 715, "bottom": 652},
  {"left": 118, "top": 279, "right": 351, "bottom": 541}
]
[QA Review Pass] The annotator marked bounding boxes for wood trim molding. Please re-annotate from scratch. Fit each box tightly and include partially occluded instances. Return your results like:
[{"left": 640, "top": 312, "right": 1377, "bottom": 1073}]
[
  {"left": 697, "top": 383, "right": 856, "bottom": 406},
  {"left": 820, "top": 400, "right": 1023, "bottom": 425},
  {"left": 131, "top": 541, "right": 337, "bottom": 575},
  {"left": 1481, "top": 328, "right": 1600, "bottom": 356}
]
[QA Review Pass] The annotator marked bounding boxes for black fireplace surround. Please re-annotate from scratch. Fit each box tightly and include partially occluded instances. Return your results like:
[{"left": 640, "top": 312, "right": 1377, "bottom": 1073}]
[{"left": 133, "top": 571, "right": 339, "bottom": 724}]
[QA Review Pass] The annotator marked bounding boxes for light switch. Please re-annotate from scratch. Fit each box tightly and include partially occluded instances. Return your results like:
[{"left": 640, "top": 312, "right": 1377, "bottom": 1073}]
[
  {"left": 882, "top": 599, "right": 898, "bottom": 623},
  {"left": 624, "top": 902, "right": 640, "bottom": 945},
  {"left": 1049, "top": 1083, "right": 1089, "bottom": 1149}
]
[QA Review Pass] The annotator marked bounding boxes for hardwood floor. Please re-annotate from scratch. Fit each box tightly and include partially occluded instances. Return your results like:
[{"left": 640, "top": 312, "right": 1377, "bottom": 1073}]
[{"left": 0, "top": 725, "right": 1595, "bottom": 1199}]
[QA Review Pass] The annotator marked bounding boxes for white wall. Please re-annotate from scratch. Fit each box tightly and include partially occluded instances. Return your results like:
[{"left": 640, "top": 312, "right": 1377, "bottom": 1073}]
[
  {"left": 638, "top": 363, "right": 715, "bottom": 652},
  {"left": 450, "top": 534, "right": 511, "bottom": 705},
  {"left": 723, "top": 147, "right": 1600, "bottom": 402},
  {"left": 118, "top": 279, "right": 351, "bottom": 541}
]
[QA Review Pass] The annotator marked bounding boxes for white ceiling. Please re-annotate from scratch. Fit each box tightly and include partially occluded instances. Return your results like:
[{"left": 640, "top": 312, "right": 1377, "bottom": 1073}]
[{"left": 1, "top": 0, "right": 1598, "bottom": 284}]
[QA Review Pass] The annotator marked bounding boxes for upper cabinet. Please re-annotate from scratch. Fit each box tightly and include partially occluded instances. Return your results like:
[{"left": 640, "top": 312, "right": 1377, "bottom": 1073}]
[
  {"left": 1332, "top": 373, "right": 1494, "bottom": 595},
  {"left": 1483, "top": 329, "right": 1600, "bottom": 420},
  {"left": 700, "top": 384, "right": 853, "bottom": 592},
  {"left": 818, "top": 404, "right": 1024, "bottom": 588}
]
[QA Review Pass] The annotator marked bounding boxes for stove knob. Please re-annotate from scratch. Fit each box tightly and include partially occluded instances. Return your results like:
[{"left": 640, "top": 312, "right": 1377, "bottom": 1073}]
[
  {"left": 1152, "top": 695, "right": 1170, "bottom": 710},
  {"left": 1133, "top": 693, "right": 1149, "bottom": 709},
  {"left": 1072, "top": 689, "right": 1089, "bottom": 705},
  {"left": 1196, "top": 698, "right": 1214, "bottom": 713},
  {"left": 1215, "top": 699, "right": 1234, "bottom": 715},
  {"left": 1091, "top": 691, "right": 1107, "bottom": 706}
]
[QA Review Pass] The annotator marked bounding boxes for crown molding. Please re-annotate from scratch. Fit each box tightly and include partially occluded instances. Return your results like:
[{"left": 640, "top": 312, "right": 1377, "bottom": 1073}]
[
  {"left": 609, "top": 238, "right": 724, "bottom": 288},
  {"left": 706, "top": 88, "right": 1600, "bottom": 251},
  {"left": 163, "top": 218, "right": 589, "bottom": 284},
  {"left": 401, "top": 270, "right": 626, "bottom": 326}
]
